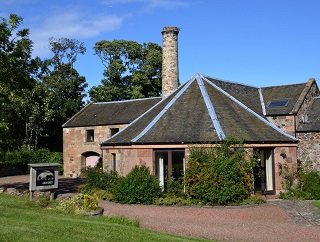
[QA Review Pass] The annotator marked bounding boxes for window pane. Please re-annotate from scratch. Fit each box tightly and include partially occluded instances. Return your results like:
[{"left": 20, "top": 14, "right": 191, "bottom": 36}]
[{"left": 172, "top": 151, "right": 184, "bottom": 180}]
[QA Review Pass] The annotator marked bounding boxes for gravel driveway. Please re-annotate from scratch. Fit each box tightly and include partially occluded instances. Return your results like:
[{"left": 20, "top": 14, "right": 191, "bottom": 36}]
[
  {"left": 1, "top": 175, "right": 320, "bottom": 242},
  {"left": 100, "top": 200, "right": 320, "bottom": 242}
]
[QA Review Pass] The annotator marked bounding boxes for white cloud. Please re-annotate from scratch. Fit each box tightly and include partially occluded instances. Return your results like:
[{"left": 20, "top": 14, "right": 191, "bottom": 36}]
[
  {"left": 101, "top": 0, "right": 190, "bottom": 11},
  {"left": 30, "top": 11, "right": 123, "bottom": 57}
]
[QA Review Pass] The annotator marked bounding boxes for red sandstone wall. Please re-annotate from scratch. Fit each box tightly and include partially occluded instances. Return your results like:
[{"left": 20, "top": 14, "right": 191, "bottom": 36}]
[
  {"left": 63, "top": 124, "right": 126, "bottom": 177},
  {"left": 103, "top": 148, "right": 154, "bottom": 176},
  {"left": 273, "top": 146, "right": 297, "bottom": 194}
]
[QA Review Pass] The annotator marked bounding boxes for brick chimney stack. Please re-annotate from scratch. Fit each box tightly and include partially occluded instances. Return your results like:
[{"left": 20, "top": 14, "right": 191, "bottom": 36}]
[{"left": 161, "top": 26, "right": 180, "bottom": 98}]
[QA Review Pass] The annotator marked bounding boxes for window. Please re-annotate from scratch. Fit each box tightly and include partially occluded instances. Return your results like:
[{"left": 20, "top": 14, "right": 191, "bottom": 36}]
[
  {"left": 154, "top": 150, "right": 185, "bottom": 191},
  {"left": 110, "top": 128, "right": 119, "bottom": 136},
  {"left": 86, "top": 129, "right": 94, "bottom": 142},
  {"left": 112, "top": 153, "right": 116, "bottom": 171},
  {"left": 267, "top": 99, "right": 290, "bottom": 108}
]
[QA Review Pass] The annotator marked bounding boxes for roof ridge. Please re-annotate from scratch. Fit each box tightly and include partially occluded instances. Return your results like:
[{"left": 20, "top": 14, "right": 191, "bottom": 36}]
[
  {"left": 94, "top": 96, "right": 161, "bottom": 105},
  {"left": 258, "top": 88, "right": 267, "bottom": 115},
  {"left": 130, "top": 75, "right": 197, "bottom": 143},
  {"left": 201, "top": 74, "right": 298, "bottom": 141},
  {"left": 202, "top": 74, "right": 259, "bottom": 88},
  {"left": 196, "top": 74, "right": 226, "bottom": 140},
  {"left": 261, "top": 82, "right": 306, "bottom": 88}
]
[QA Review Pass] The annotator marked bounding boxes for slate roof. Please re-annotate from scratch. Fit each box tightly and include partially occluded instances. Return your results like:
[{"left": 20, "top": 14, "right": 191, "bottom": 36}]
[
  {"left": 101, "top": 74, "right": 297, "bottom": 146},
  {"left": 62, "top": 97, "right": 161, "bottom": 128},
  {"left": 261, "top": 83, "right": 307, "bottom": 116},
  {"left": 297, "top": 96, "right": 320, "bottom": 132}
]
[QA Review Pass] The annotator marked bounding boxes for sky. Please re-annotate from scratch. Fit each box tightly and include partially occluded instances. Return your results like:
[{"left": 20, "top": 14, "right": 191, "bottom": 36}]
[{"left": 1, "top": 0, "right": 320, "bottom": 97}]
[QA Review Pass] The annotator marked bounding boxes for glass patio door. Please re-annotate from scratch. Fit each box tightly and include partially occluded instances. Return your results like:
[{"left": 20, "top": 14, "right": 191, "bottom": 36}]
[
  {"left": 260, "top": 149, "right": 275, "bottom": 194},
  {"left": 155, "top": 150, "right": 184, "bottom": 191}
]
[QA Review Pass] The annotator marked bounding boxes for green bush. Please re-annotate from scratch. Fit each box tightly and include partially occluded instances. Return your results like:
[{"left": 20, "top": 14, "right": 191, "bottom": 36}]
[
  {"left": 113, "top": 165, "right": 161, "bottom": 204},
  {"left": 154, "top": 195, "right": 194, "bottom": 206},
  {"left": 298, "top": 170, "right": 320, "bottom": 200},
  {"left": 81, "top": 166, "right": 119, "bottom": 193},
  {"left": 279, "top": 162, "right": 320, "bottom": 200},
  {"left": 184, "top": 137, "right": 258, "bottom": 205},
  {"left": 166, "top": 177, "right": 184, "bottom": 197}
]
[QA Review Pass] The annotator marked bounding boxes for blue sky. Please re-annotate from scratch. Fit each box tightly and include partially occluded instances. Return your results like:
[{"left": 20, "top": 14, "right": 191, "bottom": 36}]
[{"left": 1, "top": 0, "right": 320, "bottom": 96}]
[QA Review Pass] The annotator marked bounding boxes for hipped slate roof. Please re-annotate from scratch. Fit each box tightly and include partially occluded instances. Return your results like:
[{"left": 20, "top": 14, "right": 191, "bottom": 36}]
[
  {"left": 101, "top": 74, "right": 297, "bottom": 146},
  {"left": 62, "top": 97, "right": 161, "bottom": 128},
  {"left": 297, "top": 96, "right": 320, "bottom": 132}
]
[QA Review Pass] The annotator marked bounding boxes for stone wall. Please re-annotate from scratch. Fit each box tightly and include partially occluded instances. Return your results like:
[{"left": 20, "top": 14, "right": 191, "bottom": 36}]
[
  {"left": 103, "top": 148, "right": 154, "bottom": 176},
  {"left": 63, "top": 124, "right": 126, "bottom": 177},
  {"left": 296, "top": 132, "right": 320, "bottom": 170},
  {"left": 269, "top": 115, "right": 295, "bottom": 137},
  {"left": 273, "top": 146, "right": 297, "bottom": 194},
  {"left": 295, "top": 81, "right": 319, "bottom": 123}
]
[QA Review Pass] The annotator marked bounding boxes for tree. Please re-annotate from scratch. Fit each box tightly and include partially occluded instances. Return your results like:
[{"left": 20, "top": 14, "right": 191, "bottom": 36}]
[
  {"left": 0, "top": 14, "right": 40, "bottom": 151},
  {"left": 89, "top": 40, "right": 162, "bottom": 102},
  {"left": 39, "top": 38, "right": 88, "bottom": 151}
]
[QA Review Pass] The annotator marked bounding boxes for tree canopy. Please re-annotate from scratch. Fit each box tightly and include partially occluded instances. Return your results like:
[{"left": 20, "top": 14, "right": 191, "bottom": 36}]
[
  {"left": 0, "top": 14, "right": 40, "bottom": 150},
  {"left": 0, "top": 14, "right": 88, "bottom": 152},
  {"left": 89, "top": 40, "right": 162, "bottom": 102}
]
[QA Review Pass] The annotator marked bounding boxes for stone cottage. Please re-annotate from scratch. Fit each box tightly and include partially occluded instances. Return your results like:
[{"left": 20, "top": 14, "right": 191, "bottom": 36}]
[{"left": 63, "top": 26, "right": 319, "bottom": 195}]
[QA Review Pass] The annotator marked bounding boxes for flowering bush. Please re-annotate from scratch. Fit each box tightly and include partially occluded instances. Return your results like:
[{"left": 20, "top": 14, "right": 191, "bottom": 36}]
[{"left": 55, "top": 193, "right": 99, "bottom": 214}]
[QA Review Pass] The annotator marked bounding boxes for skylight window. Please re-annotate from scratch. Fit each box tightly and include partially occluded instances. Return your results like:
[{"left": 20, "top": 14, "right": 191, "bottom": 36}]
[{"left": 267, "top": 99, "right": 290, "bottom": 108}]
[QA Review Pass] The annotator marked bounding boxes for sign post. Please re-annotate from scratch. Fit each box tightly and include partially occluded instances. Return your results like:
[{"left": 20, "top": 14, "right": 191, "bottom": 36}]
[{"left": 28, "top": 163, "right": 61, "bottom": 201}]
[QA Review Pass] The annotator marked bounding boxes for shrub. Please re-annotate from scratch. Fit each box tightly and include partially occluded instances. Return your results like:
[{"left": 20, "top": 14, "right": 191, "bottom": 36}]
[
  {"left": 154, "top": 195, "right": 194, "bottom": 206},
  {"left": 242, "top": 194, "right": 266, "bottom": 205},
  {"left": 113, "top": 165, "right": 161, "bottom": 204},
  {"left": 81, "top": 166, "right": 119, "bottom": 193},
  {"left": 279, "top": 161, "right": 320, "bottom": 200},
  {"left": 54, "top": 193, "right": 99, "bottom": 214},
  {"left": 166, "top": 177, "right": 184, "bottom": 197},
  {"left": 298, "top": 170, "right": 320, "bottom": 200},
  {"left": 184, "top": 137, "right": 258, "bottom": 205}
]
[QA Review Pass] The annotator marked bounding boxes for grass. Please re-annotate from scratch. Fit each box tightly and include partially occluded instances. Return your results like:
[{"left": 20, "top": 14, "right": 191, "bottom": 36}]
[
  {"left": 0, "top": 193, "right": 211, "bottom": 242},
  {"left": 312, "top": 200, "right": 320, "bottom": 209}
]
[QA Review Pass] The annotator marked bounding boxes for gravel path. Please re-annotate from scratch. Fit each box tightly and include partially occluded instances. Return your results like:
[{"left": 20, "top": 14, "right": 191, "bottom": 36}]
[
  {"left": 1, "top": 175, "right": 320, "bottom": 242},
  {"left": 100, "top": 201, "right": 320, "bottom": 242}
]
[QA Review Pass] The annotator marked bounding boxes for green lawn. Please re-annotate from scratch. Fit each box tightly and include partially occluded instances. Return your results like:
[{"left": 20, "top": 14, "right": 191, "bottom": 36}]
[
  {"left": 313, "top": 200, "right": 320, "bottom": 209},
  {"left": 0, "top": 193, "right": 211, "bottom": 242}
]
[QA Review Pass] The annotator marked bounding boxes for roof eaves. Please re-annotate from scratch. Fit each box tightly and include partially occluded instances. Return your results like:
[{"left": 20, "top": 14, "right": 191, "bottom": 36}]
[
  {"left": 196, "top": 74, "right": 226, "bottom": 140},
  {"left": 201, "top": 74, "right": 298, "bottom": 142}
]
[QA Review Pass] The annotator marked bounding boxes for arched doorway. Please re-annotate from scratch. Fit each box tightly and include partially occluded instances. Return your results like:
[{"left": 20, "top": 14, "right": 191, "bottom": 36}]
[{"left": 81, "top": 151, "right": 100, "bottom": 168}]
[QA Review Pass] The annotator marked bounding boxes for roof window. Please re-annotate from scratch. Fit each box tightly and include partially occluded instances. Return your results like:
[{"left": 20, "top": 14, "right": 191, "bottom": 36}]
[{"left": 267, "top": 99, "right": 290, "bottom": 108}]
